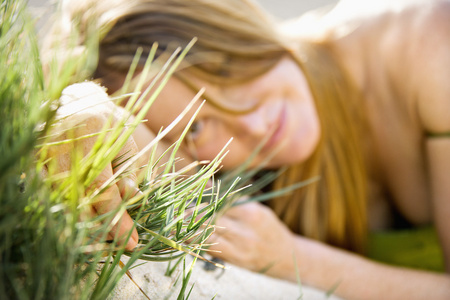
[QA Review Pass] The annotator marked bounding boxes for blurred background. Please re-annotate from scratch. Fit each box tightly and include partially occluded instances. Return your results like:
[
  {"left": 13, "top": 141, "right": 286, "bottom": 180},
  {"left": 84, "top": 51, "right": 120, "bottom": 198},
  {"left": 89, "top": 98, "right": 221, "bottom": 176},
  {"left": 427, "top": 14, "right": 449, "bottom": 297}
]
[
  {"left": 257, "top": 0, "right": 337, "bottom": 18},
  {"left": 28, "top": 0, "right": 338, "bottom": 29}
]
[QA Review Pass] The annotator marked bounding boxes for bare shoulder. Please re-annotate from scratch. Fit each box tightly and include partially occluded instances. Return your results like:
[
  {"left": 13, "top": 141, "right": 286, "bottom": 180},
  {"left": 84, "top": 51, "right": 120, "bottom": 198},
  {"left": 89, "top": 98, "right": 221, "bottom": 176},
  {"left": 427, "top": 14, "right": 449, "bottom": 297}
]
[
  {"left": 411, "top": 0, "right": 450, "bottom": 44},
  {"left": 408, "top": 1, "right": 450, "bottom": 133}
]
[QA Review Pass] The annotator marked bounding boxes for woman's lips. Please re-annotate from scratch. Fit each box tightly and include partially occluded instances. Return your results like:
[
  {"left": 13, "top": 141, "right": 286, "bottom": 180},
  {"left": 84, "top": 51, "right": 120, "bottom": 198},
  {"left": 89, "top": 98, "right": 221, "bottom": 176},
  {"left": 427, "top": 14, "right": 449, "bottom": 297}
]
[{"left": 262, "top": 104, "right": 287, "bottom": 153}]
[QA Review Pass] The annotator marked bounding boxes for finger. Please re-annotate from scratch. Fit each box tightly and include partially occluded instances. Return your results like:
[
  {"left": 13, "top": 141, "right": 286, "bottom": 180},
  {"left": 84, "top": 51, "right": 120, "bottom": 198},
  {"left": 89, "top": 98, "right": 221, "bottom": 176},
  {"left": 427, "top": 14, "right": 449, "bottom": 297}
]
[
  {"left": 117, "top": 175, "right": 143, "bottom": 201},
  {"left": 108, "top": 211, "right": 139, "bottom": 251},
  {"left": 207, "top": 235, "right": 234, "bottom": 257},
  {"left": 206, "top": 233, "right": 247, "bottom": 267},
  {"left": 205, "top": 214, "right": 240, "bottom": 246},
  {"left": 112, "top": 135, "right": 141, "bottom": 174},
  {"left": 223, "top": 201, "right": 265, "bottom": 220},
  {"left": 109, "top": 136, "right": 143, "bottom": 250},
  {"left": 112, "top": 136, "right": 144, "bottom": 201},
  {"left": 92, "top": 165, "right": 139, "bottom": 251}
]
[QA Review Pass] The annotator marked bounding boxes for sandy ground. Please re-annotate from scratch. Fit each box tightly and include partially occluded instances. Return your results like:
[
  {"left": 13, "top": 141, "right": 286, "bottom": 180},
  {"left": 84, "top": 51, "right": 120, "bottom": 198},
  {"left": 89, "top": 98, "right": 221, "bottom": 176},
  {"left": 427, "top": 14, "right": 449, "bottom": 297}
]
[{"left": 112, "top": 255, "right": 341, "bottom": 300}]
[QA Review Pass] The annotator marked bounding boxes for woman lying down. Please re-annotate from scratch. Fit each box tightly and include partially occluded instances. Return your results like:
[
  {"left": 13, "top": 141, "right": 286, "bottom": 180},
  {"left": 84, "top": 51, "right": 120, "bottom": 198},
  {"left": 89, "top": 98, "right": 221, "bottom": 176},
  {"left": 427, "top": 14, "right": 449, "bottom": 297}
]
[{"left": 42, "top": 0, "right": 450, "bottom": 299}]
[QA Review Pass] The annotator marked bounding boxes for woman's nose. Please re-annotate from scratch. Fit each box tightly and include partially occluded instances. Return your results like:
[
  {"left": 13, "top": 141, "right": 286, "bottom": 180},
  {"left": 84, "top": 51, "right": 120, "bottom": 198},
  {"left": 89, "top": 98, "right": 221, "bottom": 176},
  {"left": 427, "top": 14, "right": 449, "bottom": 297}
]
[{"left": 235, "top": 106, "right": 269, "bottom": 138}]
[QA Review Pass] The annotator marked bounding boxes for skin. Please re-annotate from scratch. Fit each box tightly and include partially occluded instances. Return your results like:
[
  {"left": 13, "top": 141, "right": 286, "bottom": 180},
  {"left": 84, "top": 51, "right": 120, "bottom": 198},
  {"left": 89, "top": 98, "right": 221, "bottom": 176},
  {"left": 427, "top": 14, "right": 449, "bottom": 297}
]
[
  {"left": 48, "top": 0, "right": 450, "bottom": 298},
  {"left": 141, "top": 57, "right": 320, "bottom": 170},
  {"left": 47, "top": 83, "right": 141, "bottom": 251},
  {"left": 204, "top": 1, "right": 450, "bottom": 299}
]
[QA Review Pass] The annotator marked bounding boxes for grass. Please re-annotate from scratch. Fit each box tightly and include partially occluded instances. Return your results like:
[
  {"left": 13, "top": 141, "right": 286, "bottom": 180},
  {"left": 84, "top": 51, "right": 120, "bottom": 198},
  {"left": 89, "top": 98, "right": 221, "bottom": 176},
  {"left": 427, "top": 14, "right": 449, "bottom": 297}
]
[
  {"left": 0, "top": 1, "right": 319, "bottom": 299},
  {"left": 0, "top": 0, "right": 238, "bottom": 299}
]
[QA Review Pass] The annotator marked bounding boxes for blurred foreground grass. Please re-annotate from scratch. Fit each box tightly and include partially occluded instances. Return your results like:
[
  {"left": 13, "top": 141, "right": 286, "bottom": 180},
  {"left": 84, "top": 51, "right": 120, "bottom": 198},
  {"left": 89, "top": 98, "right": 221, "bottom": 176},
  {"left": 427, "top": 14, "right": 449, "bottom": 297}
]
[{"left": 0, "top": 1, "right": 237, "bottom": 299}]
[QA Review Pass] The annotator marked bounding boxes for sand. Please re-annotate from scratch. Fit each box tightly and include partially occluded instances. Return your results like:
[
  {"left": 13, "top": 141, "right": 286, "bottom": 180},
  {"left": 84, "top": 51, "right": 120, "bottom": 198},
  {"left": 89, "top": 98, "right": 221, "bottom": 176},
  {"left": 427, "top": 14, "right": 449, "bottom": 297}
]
[{"left": 111, "top": 255, "right": 341, "bottom": 300}]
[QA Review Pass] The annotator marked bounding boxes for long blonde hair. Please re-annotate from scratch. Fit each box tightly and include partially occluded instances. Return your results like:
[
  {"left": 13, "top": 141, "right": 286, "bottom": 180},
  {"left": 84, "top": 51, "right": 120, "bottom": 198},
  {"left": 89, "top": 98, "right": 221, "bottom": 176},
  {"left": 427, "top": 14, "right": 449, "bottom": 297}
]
[
  {"left": 271, "top": 43, "right": 367, "bottom": 253},
  {"left": 44, "top": 0, "right": 368, "bottom": 252}
]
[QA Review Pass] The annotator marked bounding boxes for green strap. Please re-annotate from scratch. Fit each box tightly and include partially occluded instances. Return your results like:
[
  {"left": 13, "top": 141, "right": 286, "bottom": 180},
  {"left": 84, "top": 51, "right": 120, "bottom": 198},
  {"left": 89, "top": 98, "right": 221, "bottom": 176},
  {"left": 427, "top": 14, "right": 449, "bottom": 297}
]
[{"left": 426, "top": 131, "right": 450, "bottom": 138}]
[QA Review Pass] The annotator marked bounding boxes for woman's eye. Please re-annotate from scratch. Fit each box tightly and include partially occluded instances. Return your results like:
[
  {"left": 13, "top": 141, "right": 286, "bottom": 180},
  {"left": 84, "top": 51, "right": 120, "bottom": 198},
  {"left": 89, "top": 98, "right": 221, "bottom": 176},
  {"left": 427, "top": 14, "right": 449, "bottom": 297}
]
[{"left": 188, "top": 119, "right": 204, "bottom": 140}]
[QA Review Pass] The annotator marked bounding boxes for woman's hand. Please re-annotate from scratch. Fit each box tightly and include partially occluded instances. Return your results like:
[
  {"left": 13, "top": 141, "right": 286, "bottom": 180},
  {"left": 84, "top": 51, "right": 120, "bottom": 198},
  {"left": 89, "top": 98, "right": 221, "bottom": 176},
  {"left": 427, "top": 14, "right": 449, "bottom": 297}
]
[
  {"left": 208, "top": 201, "right": 297, "bottom": 279},
  {"left": 45, "top": 82, "right": 144, "bottom": 251}
]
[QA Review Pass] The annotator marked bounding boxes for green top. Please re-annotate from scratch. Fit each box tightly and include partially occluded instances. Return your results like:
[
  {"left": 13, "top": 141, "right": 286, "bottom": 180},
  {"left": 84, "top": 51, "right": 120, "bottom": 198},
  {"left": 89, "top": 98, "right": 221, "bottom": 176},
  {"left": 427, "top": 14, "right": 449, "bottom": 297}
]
[{"left": 367, "top": 226, "right": 445, "bottom": 272}]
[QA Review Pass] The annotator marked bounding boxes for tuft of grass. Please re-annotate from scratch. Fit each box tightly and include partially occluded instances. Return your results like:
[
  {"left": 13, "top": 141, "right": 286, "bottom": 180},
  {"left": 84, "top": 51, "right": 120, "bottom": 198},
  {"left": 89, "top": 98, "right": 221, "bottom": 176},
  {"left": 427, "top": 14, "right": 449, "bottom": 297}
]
[
  {"left": 1, "top": 1, "right": 316, "bottom": 299},
  {"left": 0, "top": 0, "right": 236, "bottom": 299}
]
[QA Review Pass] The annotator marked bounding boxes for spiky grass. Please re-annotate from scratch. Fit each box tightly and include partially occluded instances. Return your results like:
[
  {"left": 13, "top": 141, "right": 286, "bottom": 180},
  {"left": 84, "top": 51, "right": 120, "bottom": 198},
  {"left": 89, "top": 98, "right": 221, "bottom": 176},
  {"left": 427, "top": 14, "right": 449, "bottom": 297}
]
[
  {"left": 0, "top": 0, "right": 237, "bottom": 299},
  {"left": 1, "top": 1, "right": 316, "bottom": 299}
]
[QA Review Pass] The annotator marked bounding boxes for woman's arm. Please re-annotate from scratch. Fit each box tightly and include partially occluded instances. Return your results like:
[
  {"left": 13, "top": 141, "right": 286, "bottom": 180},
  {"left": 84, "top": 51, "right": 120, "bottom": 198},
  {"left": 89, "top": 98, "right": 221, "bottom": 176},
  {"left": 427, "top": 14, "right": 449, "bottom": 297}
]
[
  {"left": 414, "top": 0, "right": 450, "bottom": 272},
  {"left": 426, "top": 140, "right": 450, "bottom": 272},
  {"left": 292, "top": 234, "right": 450, "bottom": 299},
  {"left": 209, "top": 202, "right": 450, "bottom": 299}
]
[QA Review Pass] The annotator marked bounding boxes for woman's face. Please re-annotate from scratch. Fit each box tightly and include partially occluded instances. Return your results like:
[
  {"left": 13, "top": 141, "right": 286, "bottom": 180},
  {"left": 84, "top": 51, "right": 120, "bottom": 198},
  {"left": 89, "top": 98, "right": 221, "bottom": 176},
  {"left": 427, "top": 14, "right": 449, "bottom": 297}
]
[{"left": 144, "top": 57, "right": 321, "bottom": 170}]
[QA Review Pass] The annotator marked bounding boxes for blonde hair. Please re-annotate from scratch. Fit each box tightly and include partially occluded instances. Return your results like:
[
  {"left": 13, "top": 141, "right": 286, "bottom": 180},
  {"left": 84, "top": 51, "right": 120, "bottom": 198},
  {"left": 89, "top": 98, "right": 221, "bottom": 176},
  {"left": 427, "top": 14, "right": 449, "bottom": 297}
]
[
  {"left": 44, "top": 0, "right": 368, "bottom": 252},
  {"left": 272, "top": 43, "right": 368, "bottom": 253}
]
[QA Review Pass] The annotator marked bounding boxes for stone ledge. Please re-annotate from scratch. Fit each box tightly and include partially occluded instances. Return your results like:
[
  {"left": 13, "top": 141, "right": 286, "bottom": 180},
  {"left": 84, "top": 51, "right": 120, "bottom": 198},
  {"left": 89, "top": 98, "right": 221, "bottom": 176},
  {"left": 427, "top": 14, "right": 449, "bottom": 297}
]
[{"left": 111, "top": 255, "right": 341, "bottom": 300}]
